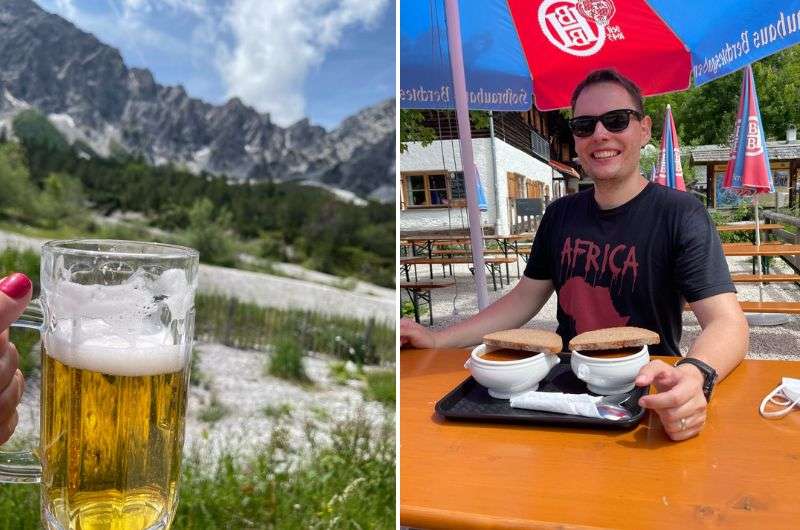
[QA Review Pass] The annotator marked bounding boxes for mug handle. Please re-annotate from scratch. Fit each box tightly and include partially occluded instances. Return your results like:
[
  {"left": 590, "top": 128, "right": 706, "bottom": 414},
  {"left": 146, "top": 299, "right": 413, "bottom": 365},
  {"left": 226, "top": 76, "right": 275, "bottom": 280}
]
[{"left": 0, "top": 299, "right": 44, "bottom": 484}]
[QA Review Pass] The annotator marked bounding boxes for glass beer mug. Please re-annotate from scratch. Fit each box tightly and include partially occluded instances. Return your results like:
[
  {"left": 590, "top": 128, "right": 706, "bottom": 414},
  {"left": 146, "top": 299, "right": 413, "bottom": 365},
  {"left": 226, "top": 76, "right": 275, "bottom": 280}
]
[{"left": 0, "top": 240, "right": 198, "bottom": 530}]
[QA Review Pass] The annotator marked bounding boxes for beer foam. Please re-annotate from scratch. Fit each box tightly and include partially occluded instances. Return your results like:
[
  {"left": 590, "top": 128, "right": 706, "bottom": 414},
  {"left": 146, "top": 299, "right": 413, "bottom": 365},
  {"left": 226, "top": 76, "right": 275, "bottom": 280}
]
[
  {"left": 44, "top": 331, "right": 186, "bottom": 376},
  {"left": 43, "top": 269, "right": 192, "bottom": 376}
]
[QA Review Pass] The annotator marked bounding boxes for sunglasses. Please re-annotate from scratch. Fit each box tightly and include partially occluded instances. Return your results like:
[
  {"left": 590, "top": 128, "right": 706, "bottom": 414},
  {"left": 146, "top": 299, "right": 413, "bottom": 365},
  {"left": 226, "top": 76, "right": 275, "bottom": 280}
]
[{"left": 568, "top": 109, "right": 644, "bottom": 137}]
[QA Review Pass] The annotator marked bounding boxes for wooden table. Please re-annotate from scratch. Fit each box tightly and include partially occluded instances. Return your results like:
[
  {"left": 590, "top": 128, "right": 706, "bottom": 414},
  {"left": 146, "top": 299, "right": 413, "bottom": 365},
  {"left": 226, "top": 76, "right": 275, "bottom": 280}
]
[{"left": 400, "top": 348, "right": 800, "bottom": 529}]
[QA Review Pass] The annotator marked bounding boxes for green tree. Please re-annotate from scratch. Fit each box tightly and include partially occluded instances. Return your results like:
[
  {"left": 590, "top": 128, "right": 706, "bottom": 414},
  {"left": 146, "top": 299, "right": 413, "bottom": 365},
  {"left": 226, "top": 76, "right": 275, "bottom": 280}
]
[
  {"left": 645, "top": 47, "right": 800, "bottom": 146},
  {"left": 399, "top": 110, "right": 436, "bottom": 153},
  {"left": 0, "top": 143, "right": 38, "bottom": 220},
  {"left": 185, "top": 197, "right": 236, "bottom": 267},
  {"left": 12, "top": 110, "right": 70, "bottom": 153},
  {"left": 37, "top": 173, "right": 89, "bottom": 229}
]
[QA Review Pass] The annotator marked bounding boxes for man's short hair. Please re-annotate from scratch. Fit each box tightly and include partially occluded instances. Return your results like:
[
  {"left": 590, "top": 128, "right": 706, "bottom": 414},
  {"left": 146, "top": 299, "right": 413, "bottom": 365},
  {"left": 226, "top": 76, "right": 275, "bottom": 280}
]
[{"left": 570, "top": 69, "right": 644, "bottom": 114}]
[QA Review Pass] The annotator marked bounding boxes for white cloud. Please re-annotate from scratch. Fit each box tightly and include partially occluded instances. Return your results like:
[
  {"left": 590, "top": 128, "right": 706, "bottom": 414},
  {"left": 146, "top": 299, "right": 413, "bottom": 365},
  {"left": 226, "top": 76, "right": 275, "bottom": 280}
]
[
  {"left": 120, "top": 0, "right": 208, "bottom": 17},
  {"left": 217, "top": 0, "right": 388, "bottom": 126},
  {"left": 54, "top": 0, "right": 78, "bottom": 18}
]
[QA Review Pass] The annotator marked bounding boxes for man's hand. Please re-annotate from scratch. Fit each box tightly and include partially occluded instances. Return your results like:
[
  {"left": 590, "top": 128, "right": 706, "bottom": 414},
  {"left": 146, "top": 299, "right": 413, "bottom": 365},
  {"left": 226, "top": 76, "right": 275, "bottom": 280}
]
[
  {"left": 0, "top": 273, "right": 33, "bottom": 445},
  {"left": 400, "top": 318, "right": 437, "bottom": 349},
  {"left": 635, "top": 360, "right": 707, "bottom": 441}
]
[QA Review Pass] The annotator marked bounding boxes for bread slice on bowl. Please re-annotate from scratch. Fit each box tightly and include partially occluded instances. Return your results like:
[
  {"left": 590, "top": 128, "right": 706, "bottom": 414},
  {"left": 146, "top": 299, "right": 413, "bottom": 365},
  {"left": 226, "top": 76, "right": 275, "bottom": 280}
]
[
  {"left": 568, "top": 326, "right": 660, "bottom": 352},
  {"left": 482, "top": 329, "right": 562, "bottom": 353}
]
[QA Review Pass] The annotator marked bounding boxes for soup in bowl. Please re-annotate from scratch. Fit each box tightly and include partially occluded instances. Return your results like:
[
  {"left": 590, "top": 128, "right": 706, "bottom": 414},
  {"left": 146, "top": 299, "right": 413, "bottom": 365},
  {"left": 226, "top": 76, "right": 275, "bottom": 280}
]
[
  {"left": 570, "top": 345, "right": 650, "bottom": 395},
  {"left": 466, "top": 344, "right": 560, "bottom": 399}
]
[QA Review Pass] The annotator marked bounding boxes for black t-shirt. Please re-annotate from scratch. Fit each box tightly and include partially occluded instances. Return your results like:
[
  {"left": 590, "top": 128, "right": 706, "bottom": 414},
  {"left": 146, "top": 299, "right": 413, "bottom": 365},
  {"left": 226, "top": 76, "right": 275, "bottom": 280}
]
[{"left": 524, "top": 182, "right": 735, "bottom": 355}]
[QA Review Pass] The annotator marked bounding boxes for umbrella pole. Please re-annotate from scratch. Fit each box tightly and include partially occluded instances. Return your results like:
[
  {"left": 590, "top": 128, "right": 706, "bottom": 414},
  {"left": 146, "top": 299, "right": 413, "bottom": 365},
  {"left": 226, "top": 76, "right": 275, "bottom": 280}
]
[
  {"left": 754, "top": 195, "right": 764, "bottom": 304},
  {"left": 444, "top": 0, "right": 489, "bottom": 310}
]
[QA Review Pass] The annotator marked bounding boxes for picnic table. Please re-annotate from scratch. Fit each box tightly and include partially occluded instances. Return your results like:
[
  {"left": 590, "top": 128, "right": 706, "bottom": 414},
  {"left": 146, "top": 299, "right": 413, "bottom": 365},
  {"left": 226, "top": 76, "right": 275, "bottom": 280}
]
[
  {"left": 400, "top": 347, "right": 800, "bottom": 529},
  {"left": 401, "top": 233, "right": 533, "bottom": 281},
  {"left": 400, "top": 279, "right": 455, "bottom": 325},
  {"left": 400, "top": 256, "right": 517, "bottom": 290}
]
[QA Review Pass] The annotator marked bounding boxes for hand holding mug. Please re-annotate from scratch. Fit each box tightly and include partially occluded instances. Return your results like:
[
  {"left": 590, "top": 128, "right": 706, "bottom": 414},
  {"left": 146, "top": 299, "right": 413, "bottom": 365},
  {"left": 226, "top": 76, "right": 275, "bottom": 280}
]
[{"left": 0, "top": 273, "right": 33, "bottom": 445}]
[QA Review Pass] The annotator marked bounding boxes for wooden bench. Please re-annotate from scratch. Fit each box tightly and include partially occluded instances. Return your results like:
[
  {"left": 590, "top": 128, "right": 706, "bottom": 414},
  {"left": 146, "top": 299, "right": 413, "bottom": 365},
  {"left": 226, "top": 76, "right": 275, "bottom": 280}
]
[
  {"left": 730, "top": 273, "right": 800, "bottom": 283},
  {"left": 401, "top": 279, "right": 455, "bottom": 325},
  {"left": 401, "top": 256, "right": 517, "bottom": 290},
  {"left": 717, "top": 223, "right": 784, "bottom": 233},
  {"left": 684, "top": 301, "right": 800, "bottom": 315}
]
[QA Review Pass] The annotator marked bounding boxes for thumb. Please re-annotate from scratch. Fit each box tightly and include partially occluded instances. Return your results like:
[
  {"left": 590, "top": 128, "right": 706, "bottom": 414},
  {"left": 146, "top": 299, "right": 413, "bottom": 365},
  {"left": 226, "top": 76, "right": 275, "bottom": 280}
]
[{"left": 0, "top": 273, "right": 33, "bottom": 330}]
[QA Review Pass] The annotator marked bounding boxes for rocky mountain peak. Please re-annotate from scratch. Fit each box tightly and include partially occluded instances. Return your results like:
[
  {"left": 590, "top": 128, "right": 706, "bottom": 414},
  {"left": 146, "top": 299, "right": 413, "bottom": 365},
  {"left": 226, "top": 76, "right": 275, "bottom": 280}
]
[{"left": 0, "top": 0, "right": 395, "bottom": 201}]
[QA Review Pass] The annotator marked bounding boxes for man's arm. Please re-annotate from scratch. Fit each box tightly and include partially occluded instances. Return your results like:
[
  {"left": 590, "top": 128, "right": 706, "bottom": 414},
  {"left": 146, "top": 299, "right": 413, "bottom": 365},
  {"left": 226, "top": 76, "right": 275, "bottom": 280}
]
[
  {"left": 684, "top": 291, "right": 748, "bottom": 380},
  {"left": 400, "top": 276, "right": 554, "bottom": 349},
  {"left": 636, "top": 292, "right": 748, "bottom": 441}
]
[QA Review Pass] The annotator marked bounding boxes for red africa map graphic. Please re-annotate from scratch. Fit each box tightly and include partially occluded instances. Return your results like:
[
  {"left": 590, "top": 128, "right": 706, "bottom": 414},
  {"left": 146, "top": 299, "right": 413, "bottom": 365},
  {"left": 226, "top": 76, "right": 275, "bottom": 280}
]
[{"left": 558, "top": 276, "right": 629, "bottom": 334}]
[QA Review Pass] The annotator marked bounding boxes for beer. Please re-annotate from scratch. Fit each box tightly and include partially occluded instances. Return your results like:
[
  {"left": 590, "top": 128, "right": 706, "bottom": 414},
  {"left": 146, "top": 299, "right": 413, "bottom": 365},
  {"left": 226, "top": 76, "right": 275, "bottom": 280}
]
[
  {"left": 40, "top": 341, "right": 189, "bottom": 530},
  {"left": 0, "top": 240, "right": 198, "bottom": 530}
]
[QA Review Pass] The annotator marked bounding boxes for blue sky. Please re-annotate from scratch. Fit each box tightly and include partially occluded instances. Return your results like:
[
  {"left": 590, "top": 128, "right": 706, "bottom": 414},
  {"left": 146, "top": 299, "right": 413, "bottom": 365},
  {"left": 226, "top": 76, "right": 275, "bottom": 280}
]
[{"left": 38, "top": 0, "right": 396, "bottom": 129}]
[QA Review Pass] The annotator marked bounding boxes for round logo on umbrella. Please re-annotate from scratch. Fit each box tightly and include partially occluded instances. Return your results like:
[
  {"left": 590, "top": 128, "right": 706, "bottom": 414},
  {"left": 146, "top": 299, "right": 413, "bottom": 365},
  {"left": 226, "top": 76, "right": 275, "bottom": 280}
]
[{"left": 539, "top": 0, "right": 607, "bottom": 57}]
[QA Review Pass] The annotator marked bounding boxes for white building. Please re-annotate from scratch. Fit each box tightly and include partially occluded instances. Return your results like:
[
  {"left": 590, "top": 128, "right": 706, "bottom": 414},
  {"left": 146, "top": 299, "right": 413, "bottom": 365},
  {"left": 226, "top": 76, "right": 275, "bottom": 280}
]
[{"left": 399, "top": 111, "right": 579, "bottom": 236}]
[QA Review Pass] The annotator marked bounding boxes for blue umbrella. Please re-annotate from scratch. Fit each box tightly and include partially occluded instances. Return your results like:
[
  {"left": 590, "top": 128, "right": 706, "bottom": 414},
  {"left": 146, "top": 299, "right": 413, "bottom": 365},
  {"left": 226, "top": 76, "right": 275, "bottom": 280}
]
[{"left": 475, "top": 165, "right": 488, "bottom": 212}]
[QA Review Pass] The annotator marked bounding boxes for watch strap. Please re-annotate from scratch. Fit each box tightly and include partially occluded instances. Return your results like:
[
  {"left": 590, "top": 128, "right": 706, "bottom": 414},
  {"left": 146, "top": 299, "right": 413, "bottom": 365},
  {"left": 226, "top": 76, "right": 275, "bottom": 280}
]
[{"left": 675, "top": 357, "right": 717, "bottom": 402}]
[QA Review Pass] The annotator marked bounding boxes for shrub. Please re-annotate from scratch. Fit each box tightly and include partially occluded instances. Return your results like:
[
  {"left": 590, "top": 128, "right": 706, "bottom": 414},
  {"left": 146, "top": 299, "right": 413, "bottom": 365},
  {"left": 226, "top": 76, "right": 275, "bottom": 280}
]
[{"left": 267, "top": 334, "right": 310, "bottom": 384}]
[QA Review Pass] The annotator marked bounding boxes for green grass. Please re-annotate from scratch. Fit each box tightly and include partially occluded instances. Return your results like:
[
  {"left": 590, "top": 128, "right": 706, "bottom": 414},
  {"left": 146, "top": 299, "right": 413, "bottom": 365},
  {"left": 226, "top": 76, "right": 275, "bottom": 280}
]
[
  {"left": 329, "top": 361, "right": 356, "bottom": 385},
  {"left": 262, "top": 403, "right": 293, "bottom": 420},
  {"left": 198, "top": 394, "right": 228, "bottom": 424},
  {"left": 363, "top": 370, "right": 396, "bottom": 408},
  {"left": 0, "top": 416, "right": 395, "bottom": 529},
  {"left": 267, "top": 334, "right": 311, "bottom": 384},
  {"left": 188, "top": 350, "right": 210, "bottom": 390},
  {"left": 9, "top": 328, "right": 40, "bottom": 378}
]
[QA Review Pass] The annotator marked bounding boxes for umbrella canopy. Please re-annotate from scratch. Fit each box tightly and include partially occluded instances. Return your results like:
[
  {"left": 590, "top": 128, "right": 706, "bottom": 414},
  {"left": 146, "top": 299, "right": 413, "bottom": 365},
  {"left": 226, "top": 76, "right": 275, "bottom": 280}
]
[
  {"left": 722, "top": 65, "right": 778, "bottom": 315},
  {"left": 723, "top": 65, "right": 774, "bottom": 195},
  {"left": 401, "top": 0, "right": 800, "bottom": 111},
  {"left": 475, "top": 165, "right": 489, "bottom": 212},
  {"left": 653, "top": 104, "right": 686, "bottom": 191}
]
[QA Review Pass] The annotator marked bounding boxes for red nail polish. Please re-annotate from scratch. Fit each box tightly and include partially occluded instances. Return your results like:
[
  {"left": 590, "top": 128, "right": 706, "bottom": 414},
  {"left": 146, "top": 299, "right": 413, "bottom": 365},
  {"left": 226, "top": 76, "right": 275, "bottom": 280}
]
[{"left": 0, "top": 273, "right": 32, "bottom": 300}]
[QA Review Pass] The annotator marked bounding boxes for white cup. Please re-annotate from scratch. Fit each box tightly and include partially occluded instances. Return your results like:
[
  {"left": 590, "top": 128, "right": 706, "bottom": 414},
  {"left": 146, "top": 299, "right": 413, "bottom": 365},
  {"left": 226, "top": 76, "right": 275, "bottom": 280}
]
[
  {"left": 465, "top": 344, "right": 560, "bottom": 399},
  {"left": 570, "top": 345, "right": 649, "bottom": 395}
]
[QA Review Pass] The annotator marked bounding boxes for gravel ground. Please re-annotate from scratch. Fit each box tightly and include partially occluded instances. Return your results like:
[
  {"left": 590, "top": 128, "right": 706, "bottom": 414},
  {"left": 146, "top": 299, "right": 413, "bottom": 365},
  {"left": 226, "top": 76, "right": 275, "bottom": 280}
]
[
  {"left": 12, "top": 341, "right": 391, "bottom": 460},
  {"left": 0, "top": 230, "right": 394, "bottom": 323},
  {"left": 403, "top": 255, "right": 800, "bottom": 361}
]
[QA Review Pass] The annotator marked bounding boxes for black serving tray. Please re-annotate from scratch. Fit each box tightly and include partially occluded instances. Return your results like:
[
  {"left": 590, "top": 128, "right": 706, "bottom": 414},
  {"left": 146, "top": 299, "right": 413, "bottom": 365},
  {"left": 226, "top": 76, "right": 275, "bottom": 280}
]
[{"left": 435, "top": 354, "right": 649, "bottom": 430}]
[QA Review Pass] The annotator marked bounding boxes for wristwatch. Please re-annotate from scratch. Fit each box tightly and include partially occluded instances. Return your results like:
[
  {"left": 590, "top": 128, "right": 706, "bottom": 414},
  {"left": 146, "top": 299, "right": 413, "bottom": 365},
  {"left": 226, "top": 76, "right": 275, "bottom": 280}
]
[{"left": 675, "top": 358, "right": 718, "bottom": 403}]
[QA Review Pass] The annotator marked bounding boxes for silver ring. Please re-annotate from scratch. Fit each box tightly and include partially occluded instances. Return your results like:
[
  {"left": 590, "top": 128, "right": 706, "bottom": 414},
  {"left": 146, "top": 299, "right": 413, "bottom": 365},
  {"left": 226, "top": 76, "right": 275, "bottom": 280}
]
[{"left": 680, "top": 418, "right": 687, "bottom": 431}]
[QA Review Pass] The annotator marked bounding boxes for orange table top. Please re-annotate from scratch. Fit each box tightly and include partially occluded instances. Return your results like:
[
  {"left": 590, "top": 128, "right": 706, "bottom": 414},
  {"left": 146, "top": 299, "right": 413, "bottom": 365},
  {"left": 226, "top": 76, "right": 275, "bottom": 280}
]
[
  {"left": 722, "top": 243, "right": 800, "bottom": 256},
  {"left": 400, "top": 348, "right": 800, "bottom": 530}
]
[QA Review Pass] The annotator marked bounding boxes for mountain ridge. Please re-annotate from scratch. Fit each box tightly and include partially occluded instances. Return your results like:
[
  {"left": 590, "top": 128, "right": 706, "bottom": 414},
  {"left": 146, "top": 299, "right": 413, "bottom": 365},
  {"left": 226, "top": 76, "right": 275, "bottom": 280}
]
[{"left": 0, "top": 0, "right": 394, "bottom": 202}]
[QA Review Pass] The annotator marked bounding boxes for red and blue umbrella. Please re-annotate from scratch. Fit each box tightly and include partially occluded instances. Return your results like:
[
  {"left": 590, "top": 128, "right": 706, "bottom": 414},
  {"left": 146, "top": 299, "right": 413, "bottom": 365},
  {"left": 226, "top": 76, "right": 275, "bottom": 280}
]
[
  {"left": 722, "top": 65, "right": 779, "bottom": 317},
  {"left": 723, "top": 65, "right": 774, "bottom": 197},
  {"left": 653, "top": 104, "right": 686, "bottom": 191}
]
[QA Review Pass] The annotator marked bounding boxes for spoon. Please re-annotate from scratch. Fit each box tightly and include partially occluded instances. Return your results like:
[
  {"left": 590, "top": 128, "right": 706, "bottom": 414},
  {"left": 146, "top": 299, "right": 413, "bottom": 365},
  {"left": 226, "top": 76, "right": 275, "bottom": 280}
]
[{"left": 595, "top": 392, "right": 637, "bottom": 421}]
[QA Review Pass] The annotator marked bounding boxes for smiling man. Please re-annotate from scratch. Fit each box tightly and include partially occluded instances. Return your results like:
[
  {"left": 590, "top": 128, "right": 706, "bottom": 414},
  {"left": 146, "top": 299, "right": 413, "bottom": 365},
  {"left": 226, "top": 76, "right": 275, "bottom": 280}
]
[{"left": 400, "top": 69, "right": 749, "bottom": 441}]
